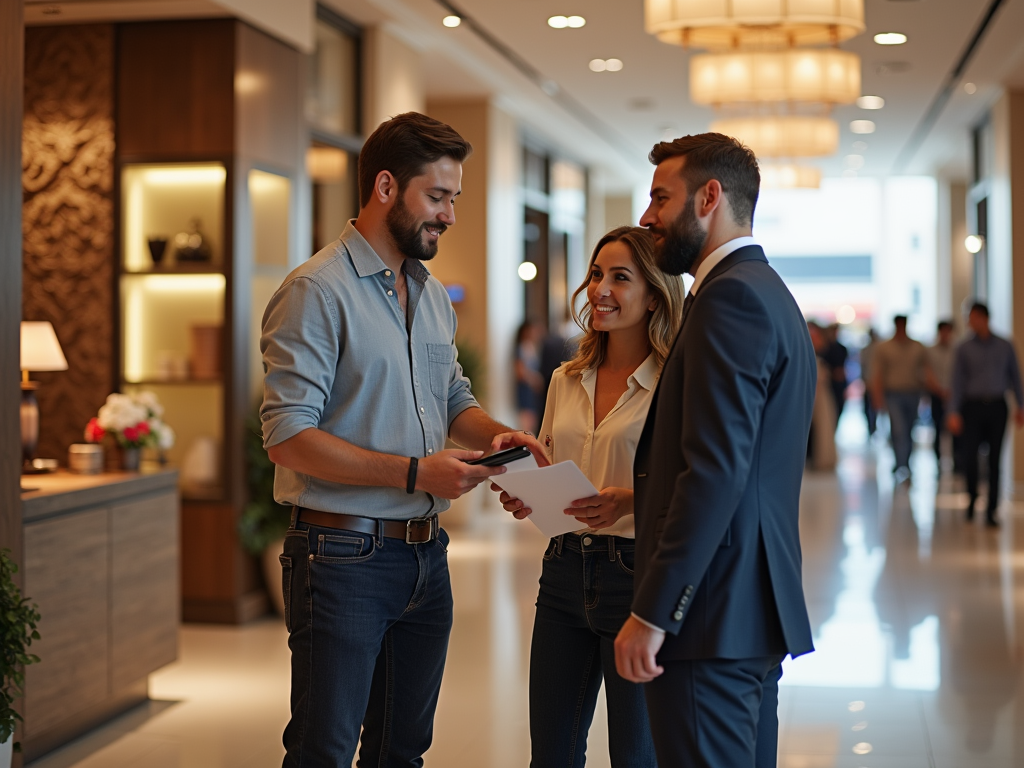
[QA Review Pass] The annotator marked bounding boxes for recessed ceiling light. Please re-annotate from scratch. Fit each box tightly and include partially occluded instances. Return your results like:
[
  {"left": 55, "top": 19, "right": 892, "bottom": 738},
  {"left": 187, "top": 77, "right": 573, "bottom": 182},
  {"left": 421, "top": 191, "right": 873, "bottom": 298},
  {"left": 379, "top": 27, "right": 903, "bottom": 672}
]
[
  {"left": 964, "top": 82, "right": 978, "bottom": 94},
  {"left": 874, "top": 32, "right": 907, "bottom": 45},
  {"left": 856, "top": 95, "right": 885, "bottom": 110},
  {"left": 850, "top": 120, "right": 876, "bottom": 134},
  {"left": 442, "top": 15, "right": 461, "bottom": 28},
  {"left": 604, "top": 58, "right": 623, "bottom": 71},
  {"left": 549, "top": 15, "right": 585, "bottom": 29},
  {"left": 853, "top": 141, "right": 868, "bottom": 151},
  {"left": 845, "top": 154, "right": 865, "bottom": 169},
  {"left": 589, "top": 59, "right": 607, "bottom": 72}
]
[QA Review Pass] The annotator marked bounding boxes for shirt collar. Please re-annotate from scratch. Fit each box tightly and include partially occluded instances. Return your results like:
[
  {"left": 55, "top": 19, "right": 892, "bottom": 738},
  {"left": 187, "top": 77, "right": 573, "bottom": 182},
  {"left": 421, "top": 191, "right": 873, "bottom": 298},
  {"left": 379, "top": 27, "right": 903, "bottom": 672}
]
[
  {"left": 689, "top": 236, "right": 758, "bottom": 296},
  {"left": 580, "top": 352, "right": 659, "bottom": 396},
  {"left": 340, "top": 220, "right": 430, "bottom": 284}
]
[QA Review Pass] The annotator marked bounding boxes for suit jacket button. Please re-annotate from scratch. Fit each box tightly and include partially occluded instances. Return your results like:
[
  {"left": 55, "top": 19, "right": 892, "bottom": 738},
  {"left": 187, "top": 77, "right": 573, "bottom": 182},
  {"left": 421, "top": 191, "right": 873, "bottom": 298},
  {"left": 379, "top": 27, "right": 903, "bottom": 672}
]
[
  {"left": 685, "top": 586, "right": 694, "bottom": 595},
  {"left": 672, "top": 610, "right": 684, "bottom": 621}
]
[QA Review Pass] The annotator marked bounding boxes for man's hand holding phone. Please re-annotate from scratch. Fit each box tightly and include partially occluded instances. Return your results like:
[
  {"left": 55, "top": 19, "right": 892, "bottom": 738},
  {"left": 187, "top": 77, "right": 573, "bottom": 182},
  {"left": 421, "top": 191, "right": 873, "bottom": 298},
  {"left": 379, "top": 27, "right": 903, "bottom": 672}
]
[{"left": 416, "top": 449, "right": 507, "bottom": 499}]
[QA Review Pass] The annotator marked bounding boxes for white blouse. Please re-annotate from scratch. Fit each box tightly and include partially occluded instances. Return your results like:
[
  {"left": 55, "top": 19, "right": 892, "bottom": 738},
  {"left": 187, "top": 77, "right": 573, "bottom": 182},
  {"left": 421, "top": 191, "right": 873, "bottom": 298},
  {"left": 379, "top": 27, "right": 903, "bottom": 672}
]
[{"left": 538, "top": 354, "right": 660, "bottom": 538}]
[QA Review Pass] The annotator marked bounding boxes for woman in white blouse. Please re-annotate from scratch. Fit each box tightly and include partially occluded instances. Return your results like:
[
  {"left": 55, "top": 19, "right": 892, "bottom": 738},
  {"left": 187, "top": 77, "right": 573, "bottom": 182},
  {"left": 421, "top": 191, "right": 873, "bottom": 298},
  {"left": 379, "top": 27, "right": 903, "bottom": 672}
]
[{"left": 496, "top": 226, "right": 684, "bottom": 768}]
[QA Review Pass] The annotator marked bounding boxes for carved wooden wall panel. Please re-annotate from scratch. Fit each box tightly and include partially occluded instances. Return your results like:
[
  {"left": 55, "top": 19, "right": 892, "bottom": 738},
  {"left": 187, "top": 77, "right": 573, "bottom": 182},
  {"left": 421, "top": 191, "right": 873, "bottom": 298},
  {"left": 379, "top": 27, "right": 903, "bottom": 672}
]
[{"left": 23, "top": 25, "right": 115, "bottom": 463}]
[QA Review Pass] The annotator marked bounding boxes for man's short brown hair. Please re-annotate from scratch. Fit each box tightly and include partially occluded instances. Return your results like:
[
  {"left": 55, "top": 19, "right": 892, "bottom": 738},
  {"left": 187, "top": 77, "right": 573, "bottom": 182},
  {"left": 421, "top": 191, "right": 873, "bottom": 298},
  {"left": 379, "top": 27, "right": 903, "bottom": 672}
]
[
  {"left": 649, "top": 133, "right": 760, "bottom": 226},
  {"left": 358, "top": 112, "right": 473, "bottom": 208}
]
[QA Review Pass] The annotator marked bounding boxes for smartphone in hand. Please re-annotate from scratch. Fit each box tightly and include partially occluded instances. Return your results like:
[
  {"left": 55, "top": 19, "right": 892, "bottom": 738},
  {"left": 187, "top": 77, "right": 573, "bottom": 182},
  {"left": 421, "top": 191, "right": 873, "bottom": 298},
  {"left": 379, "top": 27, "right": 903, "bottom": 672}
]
[{"left": 465, "top": 445, "right": 531, "bottom": 467}]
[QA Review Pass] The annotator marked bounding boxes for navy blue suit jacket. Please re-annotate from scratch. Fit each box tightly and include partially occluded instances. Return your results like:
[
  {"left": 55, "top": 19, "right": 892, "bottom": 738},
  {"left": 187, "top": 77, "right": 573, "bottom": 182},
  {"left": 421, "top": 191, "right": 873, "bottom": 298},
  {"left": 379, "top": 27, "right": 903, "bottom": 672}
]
[{"left": 632, "top": 245, "right": 816, "bottom": 660}]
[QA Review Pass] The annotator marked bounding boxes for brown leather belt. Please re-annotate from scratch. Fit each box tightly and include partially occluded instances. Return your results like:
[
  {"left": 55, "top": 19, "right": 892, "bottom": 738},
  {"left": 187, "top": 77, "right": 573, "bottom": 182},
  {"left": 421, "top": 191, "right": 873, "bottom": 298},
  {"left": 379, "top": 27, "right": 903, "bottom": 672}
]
[{"left": 295, "top": 508, "right": 440, "bottom": 544}]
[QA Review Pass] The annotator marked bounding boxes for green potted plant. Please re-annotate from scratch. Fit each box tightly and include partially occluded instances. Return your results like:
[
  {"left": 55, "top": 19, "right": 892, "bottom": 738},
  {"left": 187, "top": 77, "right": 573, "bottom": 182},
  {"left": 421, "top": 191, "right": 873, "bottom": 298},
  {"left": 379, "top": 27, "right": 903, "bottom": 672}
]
[
  {"left": 237, "top": 409, "right": 292, "bottom": 615},
  {"left": 0, "top": 549, "right": 41, "bottom": 764}
]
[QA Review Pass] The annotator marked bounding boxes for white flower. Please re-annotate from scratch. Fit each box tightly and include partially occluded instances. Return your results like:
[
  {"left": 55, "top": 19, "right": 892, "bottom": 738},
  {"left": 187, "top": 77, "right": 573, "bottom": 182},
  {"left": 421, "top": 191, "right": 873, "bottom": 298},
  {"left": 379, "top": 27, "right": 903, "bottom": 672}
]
[
  {"left": 133, "top": 391, "right": 164, "bottom": 418},
  {"left": 155, "top": 421, "right": 176, "bottom": 450},
  {"left": 97, "top": 393, "right": 149, "bottom": 432}
]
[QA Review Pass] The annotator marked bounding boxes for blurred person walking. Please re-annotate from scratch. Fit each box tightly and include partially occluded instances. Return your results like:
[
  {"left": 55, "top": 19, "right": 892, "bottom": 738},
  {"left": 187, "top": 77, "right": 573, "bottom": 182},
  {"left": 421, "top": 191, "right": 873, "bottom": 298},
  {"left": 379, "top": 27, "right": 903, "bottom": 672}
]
[
  {"left": 496, "top": 226, "right": 685, "bottom": 768},
  {"left": 871, "top": 316, "right": 930, "bottom": 480},
  {"left": 616, "top": 134, "right": 816, "bottom": 768},
  {"left": 515, "top": 320, "right": 545, "bottom": 434},
  {"left": 860, "top": 329, "right": 879, "bottom": 436},
  {"left": 807, "top": 323, "right": 838, "bottom": 471},
  {"left": 926, "top": 320, "right": 957, "bottom": 473},
  {"left": 822, "top": 324, "right": 848, "bottom": 429},
  {"left": 947, "top": 303, "right": 1024, "bottom": 525}
]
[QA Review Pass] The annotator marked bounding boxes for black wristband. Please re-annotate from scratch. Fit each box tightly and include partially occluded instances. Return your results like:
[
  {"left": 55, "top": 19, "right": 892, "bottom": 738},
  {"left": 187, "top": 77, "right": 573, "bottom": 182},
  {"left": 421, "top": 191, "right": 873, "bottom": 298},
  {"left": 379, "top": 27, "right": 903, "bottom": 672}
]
[{"left": 406, "top": 456, "right": 418, "bottom": 494}]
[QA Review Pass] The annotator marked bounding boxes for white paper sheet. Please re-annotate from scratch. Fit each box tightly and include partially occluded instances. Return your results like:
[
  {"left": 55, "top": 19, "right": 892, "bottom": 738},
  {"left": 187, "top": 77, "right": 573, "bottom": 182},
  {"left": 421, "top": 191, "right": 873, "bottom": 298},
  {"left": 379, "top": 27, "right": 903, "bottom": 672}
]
[{"left": 492, "top": 457, "right": 599, "bottom": 538}]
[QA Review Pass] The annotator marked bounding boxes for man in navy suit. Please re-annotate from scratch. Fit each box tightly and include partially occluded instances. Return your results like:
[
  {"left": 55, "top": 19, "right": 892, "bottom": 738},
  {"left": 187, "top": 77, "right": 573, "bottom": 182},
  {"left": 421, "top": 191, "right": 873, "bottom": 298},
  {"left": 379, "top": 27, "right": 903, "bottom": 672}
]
[{"left": 614, "top": 134, "right": 816, "bottom": 767}]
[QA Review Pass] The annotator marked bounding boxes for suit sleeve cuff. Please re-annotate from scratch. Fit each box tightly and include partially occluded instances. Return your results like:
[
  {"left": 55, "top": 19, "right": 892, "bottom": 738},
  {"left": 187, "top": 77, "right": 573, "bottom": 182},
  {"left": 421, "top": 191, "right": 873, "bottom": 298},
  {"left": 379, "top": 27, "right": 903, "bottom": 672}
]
[{"left": 631, "top": 612, "right": 666, "bottom": 633}]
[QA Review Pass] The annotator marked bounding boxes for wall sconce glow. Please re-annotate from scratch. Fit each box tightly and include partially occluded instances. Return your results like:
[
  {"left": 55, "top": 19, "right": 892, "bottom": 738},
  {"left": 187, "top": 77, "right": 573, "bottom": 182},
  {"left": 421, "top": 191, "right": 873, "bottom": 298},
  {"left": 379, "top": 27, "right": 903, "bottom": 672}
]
[
  {"left": 856, "top": 95, "right": 885, "bottom": 110},
  {"left": 964, "top": 82, "right": 977, "bottom": 94},
  {"left": 874, "top": 32, "right": 907, "bottom": 45},
  {"left": 549, "top": 15, "right": 585, "bottom": 29},
  {"left": 518, "top": 262, "right": 539, "bottom": 281},
  {"left": 836, "top": 304, "right": 857, "bottom": 324},
  {"left": 850, "top": 119, "right": 876, "bottom": 134},
  {"left": 965, "top": 234, "right": 984, "bottom": 253},
  {"left": 442, "top": 15, "right": 461, "bottom": 28}
]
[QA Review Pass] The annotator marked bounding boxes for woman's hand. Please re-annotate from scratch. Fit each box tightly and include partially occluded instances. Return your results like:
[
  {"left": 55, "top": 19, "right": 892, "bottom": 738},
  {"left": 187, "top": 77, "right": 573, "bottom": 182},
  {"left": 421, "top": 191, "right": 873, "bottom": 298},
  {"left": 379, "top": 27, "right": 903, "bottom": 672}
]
[
  {"left": 491, "top": 484, "right": 532, "bottom": 519},
  {"left": 565, "top": 487, "right": 633, "bottom": 529}
]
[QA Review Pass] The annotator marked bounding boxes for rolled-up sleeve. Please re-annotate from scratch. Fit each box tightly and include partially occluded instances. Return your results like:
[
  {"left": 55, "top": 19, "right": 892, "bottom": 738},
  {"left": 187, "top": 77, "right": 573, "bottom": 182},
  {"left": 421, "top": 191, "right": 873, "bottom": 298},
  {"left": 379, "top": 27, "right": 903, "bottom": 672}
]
[
  {"left": 446, "top": 308, "right": 480, "bottom": 429},
  {"left": 260, "top": 275, "right": 341, "bottom": 448}
]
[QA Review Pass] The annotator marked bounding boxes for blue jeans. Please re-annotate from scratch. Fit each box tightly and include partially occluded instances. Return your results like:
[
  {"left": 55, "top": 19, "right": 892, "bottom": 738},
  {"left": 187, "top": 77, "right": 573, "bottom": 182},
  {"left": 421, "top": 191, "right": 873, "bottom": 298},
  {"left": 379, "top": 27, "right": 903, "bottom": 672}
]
[
  {"left": 530, "top": 534, "right": 657, "bottom": 768},
  {"left": 281, "top": 521, "right": 453, "bottom": 768},
  {"left": 886, "top": 391, "right": 921, "bottom": 470}
]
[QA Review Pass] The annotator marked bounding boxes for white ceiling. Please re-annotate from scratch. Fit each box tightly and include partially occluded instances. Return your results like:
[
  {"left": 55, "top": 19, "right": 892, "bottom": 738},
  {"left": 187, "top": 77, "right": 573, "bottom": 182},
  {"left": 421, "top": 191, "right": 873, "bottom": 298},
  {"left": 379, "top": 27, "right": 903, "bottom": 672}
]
[{"left": 26, "top": 0, "right": 1024, "bottom": 191}]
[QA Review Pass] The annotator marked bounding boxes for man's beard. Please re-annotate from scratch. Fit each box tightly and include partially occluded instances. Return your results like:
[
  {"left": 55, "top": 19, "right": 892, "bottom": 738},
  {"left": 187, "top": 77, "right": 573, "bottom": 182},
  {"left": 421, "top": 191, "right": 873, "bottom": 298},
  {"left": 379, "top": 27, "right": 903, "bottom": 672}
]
[
  {"left": 654, "top": 194, "right": 706, "bottom": 276},
  {"left": 385, "top": 192, "right": 446, "bottom": 262}
]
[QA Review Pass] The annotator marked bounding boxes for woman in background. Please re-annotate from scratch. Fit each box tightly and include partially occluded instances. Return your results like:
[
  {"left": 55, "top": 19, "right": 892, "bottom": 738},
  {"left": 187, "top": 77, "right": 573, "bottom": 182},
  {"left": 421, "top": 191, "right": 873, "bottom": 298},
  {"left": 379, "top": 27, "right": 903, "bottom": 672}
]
[{"left": 496, "top": 226, "right": 684, "bottom": 768}]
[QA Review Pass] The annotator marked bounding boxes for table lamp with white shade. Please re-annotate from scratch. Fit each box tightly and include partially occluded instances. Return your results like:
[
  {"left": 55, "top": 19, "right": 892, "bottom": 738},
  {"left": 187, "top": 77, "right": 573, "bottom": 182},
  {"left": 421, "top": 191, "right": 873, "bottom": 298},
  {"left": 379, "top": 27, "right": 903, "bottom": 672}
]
[{"left": 21, "top": 321, "right": 68, "bottom": 469}]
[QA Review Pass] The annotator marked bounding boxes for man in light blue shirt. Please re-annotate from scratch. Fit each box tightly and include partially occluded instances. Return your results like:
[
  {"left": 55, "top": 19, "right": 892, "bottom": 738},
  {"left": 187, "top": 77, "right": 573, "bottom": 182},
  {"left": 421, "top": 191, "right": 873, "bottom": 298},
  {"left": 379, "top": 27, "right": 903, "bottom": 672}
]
[{"left": 261, "top": 112, "right": 544, "bottom": 767}]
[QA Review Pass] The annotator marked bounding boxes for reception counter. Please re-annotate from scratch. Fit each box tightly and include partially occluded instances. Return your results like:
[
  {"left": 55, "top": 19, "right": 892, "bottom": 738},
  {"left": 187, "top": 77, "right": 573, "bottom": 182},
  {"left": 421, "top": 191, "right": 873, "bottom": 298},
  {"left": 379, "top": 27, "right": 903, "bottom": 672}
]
[{"left": 20, "top": 469, "right": 179, "bottom": 762}]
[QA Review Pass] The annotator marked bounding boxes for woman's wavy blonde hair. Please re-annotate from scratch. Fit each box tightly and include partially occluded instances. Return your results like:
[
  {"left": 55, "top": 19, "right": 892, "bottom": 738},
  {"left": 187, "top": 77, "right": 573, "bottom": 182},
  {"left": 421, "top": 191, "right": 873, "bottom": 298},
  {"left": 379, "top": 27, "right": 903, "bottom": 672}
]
[{"left": 564, "top": 226, "right": 685, "bottom": 377}]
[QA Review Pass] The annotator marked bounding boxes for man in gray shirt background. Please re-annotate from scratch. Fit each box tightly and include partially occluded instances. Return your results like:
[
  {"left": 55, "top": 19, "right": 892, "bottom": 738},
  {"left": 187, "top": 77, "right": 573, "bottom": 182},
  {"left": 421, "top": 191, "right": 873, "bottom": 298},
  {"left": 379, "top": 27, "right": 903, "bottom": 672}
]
[
  {"left": 948, "top": 302, "right": 1024, "bottom": 526},
  {"left": 260, "top": 112, "right": 544, "bottom": 767}
]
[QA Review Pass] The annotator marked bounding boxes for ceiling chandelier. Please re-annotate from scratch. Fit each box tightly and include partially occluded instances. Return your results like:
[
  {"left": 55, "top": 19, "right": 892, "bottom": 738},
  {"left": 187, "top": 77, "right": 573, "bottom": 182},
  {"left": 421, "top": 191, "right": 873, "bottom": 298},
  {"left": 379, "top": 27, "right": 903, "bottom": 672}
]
[
  {"left": 760, "top": 163, "right": 822, "bottom": 189},
  {"left": 690, "top": 49, "right": 859, "bottom": 106},
  {"left": 645, "top": 0, "right": 865, "bottom": 50},
  {"left": 710, "top": 115, "right": 838, "bottom": 157}
]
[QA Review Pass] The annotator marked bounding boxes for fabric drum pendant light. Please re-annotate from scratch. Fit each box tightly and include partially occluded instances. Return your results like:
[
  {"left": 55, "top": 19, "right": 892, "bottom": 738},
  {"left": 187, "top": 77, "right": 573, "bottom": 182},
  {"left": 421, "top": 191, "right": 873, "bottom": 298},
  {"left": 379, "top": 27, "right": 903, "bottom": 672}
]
[
  {"left": 690, "top": 49, "right": 860, "bottom": 105},
  {"left": 645, "top": 0, "right": 865, "bottom": 49},
  {"left": 710, "top": 115, "right": 839, "bottom": 157}
]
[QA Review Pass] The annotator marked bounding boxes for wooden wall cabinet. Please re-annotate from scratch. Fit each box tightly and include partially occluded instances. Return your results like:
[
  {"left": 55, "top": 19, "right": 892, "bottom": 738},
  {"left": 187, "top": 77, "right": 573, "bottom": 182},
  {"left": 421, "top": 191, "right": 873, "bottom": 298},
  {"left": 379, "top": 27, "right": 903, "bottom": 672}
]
[
  {"left": 21, "top": 471, "right": 179, "bottom": 762},
  {"left": 116, "top": 19, "right": 303, "bottom": 622}
]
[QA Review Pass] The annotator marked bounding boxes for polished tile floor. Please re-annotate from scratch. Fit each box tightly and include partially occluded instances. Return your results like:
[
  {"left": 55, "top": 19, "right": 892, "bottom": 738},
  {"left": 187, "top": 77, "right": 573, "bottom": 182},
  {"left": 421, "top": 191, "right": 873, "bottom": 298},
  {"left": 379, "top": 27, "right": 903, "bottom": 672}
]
[{"left": 29, "top": 409, "right": 1024, "bottom": 767}]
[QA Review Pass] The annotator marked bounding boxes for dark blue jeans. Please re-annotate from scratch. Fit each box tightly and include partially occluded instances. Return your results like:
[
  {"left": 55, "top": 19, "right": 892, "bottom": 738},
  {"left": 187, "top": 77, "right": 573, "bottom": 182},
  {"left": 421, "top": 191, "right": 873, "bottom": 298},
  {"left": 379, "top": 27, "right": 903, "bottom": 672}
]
[
  {"left": 530, "top": 533, "right": 657, "bottom": 768},
  {"left": 280, "top": 521, "right": 453, "bottom": 768}
]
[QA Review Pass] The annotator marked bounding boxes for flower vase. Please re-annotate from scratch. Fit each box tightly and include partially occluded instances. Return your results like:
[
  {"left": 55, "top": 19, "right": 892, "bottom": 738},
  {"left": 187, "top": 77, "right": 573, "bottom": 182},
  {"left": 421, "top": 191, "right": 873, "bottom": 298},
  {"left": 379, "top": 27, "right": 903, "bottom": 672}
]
[{"left": 120, "top": 447, "right": 141, "bottom": 471}]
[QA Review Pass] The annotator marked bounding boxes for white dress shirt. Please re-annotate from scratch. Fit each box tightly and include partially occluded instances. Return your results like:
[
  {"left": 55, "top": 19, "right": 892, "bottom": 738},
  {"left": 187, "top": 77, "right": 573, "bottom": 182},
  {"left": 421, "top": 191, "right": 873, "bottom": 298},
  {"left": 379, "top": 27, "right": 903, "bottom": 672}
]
[
  {"left": 538, "top": 354, "right": 660, "bottom": 538},
  {"left": 689, "top": 236, "right": 758, "bottom": 296}
]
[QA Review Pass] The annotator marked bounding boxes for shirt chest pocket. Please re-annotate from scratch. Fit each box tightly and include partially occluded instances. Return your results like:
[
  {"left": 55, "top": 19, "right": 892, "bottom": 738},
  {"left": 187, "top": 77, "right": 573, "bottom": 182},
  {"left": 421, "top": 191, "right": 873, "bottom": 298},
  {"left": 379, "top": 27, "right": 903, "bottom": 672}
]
[{"left": 427, "top": 343, "right": 454, "bottom": 401}]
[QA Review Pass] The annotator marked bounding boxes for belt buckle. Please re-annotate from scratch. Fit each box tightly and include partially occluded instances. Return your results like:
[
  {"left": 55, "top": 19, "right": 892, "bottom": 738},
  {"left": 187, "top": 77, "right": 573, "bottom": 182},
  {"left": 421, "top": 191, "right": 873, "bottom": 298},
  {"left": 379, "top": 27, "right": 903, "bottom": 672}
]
[{"left": 405, "top": 516, "right": 437, "bottom": 544}]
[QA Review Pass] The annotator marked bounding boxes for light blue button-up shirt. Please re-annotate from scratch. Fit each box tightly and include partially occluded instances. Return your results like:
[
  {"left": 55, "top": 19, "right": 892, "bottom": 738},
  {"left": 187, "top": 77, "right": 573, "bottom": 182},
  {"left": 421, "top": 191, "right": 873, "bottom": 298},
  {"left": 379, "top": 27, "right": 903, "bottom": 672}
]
[{"left": 260, "top": 221, "right": 479, "bottom": 519}]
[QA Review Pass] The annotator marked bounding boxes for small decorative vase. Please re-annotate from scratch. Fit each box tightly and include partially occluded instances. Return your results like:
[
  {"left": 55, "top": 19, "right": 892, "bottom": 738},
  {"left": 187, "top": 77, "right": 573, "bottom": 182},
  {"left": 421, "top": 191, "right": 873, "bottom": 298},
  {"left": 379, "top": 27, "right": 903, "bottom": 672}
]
[
  {"left": 120, "top": 447, "right": 141, "bottom": 471},
  {"left": 147, "top": 236, "right": 168, "bottom": 266}
]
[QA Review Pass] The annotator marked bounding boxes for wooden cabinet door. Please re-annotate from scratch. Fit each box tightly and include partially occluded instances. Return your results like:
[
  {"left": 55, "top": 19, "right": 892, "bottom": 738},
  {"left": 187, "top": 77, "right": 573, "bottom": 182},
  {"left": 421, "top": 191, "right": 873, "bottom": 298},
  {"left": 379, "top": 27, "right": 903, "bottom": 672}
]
[
  {"left": 111, "top": 491, "right": 180, "bottom": 691},
  {"left": 23, "top": 509, "right": 110, "bottom": 737}
]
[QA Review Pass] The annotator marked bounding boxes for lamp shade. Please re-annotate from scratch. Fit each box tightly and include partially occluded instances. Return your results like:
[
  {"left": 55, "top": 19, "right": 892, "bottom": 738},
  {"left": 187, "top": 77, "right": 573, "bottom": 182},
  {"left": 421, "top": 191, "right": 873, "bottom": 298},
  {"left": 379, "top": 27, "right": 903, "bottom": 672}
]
[
  {"left": 20, "top": 321, "right": 68, "bottom": 372},
  {"left": 711, "top": 115, "right": 839, "bottom": 157},
  {"left": 690, "top": 49, "right": 860, "bottom": 105},
  {"left": 760, "top": 164, "right": 822, "bottom": 188},
  {"left": 646, "top": 0, "right": 865, "bottom": 49}
]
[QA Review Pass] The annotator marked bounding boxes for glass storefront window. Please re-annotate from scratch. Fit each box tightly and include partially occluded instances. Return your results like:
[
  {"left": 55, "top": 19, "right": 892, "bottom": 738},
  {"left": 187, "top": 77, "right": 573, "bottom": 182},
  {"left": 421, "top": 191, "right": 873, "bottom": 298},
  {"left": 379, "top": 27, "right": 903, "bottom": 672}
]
[{"left": 307, "top": 18, "right": 358, "bottom": 136}]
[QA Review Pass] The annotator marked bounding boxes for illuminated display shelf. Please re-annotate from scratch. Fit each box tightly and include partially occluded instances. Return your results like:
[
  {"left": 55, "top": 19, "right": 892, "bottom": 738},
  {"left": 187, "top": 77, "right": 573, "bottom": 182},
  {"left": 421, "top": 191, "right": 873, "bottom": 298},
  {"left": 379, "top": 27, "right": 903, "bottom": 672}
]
[{"left": 119, "top": 162, "right": 228, "bottom": 499}]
